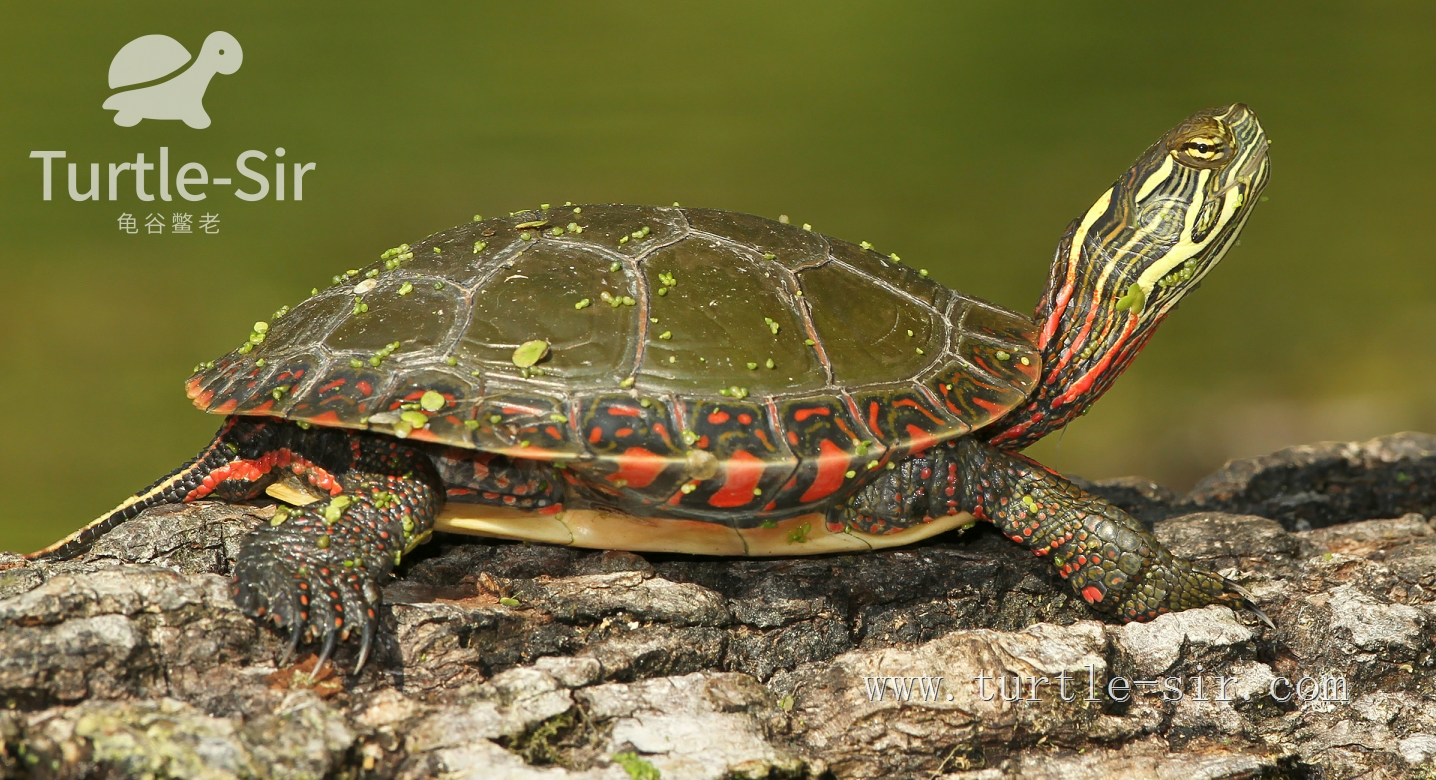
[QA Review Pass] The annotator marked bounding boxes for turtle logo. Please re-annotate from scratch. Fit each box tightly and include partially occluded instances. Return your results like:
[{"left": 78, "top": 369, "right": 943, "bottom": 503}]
[{"left": 102, "top": 32, "right": 243, "bottom": 129}]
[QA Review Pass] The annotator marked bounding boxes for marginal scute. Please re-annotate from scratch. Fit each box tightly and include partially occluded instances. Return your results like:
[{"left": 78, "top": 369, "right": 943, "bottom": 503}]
[
  {"left": 230, "top": 352, "right": 320, "bottom": 418},
  {"left": 767, "top": 394, "right": 878, "bottom": 511},
  {"left": 961, "top": 299, "right": 1041, "bottom": 349},
  {"left": 468, "top": 392, "right": 581, "bottom": 459},
  {"left": 373, "top": 367, "right": 481, "bottom": 445},
  {"left": 567, "top": 394, "right": 689, "bottom": 509},
  {"left": 801, "top": 260, "right": 945, "bottom": 386},
  {"left": 926, "top": 360, "right": 1027, "bottom": 431},
  {"left": 288, "top": 361, "right": 394, "bottom": 429},
  {"left": 850, "top": 386, "right": 962, "bottom": 454},
  {"left": 675, "top": 399, "right": 796, "bottom": 521}
]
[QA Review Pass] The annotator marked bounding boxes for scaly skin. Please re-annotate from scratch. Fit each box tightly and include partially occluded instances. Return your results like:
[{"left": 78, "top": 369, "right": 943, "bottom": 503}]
[
  {"left": 833, "top": 437, "right": 1242, "bottom": 621},
  {"left": 227, "top": 424, "right": 444, "bottom": 672}
]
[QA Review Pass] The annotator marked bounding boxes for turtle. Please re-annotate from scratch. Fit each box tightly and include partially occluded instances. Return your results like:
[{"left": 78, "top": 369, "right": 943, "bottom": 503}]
[
  {"left": 33, "top": 104, "right": 1271, "bottom": 674},
  {"left": 102, "top": 31, "right": 243, "bottom": 129}
]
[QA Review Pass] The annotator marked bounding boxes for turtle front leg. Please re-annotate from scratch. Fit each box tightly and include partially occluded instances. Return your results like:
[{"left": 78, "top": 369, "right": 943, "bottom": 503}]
[
  {"left": 230, "top": 427, "right": 443, "bottom": 673},
  {"left": 949, "top": 437, "right": 1250, "bottom": 621},
  {"left": 833, "top": 437, "right": 1256, "bottom": 622}
]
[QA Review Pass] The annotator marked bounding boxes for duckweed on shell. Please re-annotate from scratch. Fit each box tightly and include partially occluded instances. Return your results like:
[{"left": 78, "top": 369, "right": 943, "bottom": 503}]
[
  {"left": 512, "top": 340, "right": 550, "bottom": 368},
  {"left": 419, "top": 391, "right": 446, "bottom": 412}
]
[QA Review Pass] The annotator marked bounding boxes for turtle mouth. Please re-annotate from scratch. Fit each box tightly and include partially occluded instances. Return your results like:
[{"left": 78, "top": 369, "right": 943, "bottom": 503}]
[{"left": 1221, "top": 136, "right": 1271, "bottom": 198}]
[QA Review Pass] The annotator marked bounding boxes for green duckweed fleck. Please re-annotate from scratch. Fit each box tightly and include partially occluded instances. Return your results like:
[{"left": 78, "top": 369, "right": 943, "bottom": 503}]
[
  {"left": 512, "top": 340, "right": 550, "bottom": 368},
  {"left": 323, "top": 495, "right": 352, "bottom": 525},
  {"left": 575, "top": 298, "right": 591, "bottom": 310},
  {"left": 420, "top": 390, "right": 445, "bottom": 411}
]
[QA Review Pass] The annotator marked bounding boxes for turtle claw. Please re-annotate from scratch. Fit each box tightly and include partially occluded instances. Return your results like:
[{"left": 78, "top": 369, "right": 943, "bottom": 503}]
[
  {"left": 355, "top": 618, "right": 377, "bottom": 673},
  {"left": 279, "top": 619, "right": 305, "bottom": 667},
  {"left": 1222, "top": 578, "right": 1274, "bottom": 629},
  {"left": 313, "top": 627, "right": 339, "bottom": 678}
]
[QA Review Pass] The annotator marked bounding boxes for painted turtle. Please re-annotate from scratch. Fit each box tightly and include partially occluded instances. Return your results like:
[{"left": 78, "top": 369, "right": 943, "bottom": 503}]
[{"left": 35, "top": 105, "right": 1271, "bottom": 672}]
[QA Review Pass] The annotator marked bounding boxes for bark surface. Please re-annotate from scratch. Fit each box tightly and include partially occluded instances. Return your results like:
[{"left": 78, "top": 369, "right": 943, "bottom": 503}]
[{"left": 2, "top": 433, "right": 1435, "bottom": 779}]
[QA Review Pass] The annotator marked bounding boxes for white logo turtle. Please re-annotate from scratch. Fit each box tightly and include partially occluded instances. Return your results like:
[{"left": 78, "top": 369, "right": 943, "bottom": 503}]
[{"left": 102, "top": 32, "right": 243, "bottom": 129}]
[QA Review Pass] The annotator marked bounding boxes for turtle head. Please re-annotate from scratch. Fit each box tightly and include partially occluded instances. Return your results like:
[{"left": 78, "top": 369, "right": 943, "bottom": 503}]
[
  {"left": 198, "top": 32, "right": 243, "bottom": 76},
  {"left": 985, "top": 104, "right": 1270, "bottom": 450}
]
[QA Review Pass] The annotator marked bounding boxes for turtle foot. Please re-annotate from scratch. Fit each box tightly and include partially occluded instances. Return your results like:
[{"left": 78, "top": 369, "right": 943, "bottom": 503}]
[
  {"left": 231, "top": 515, "right": 385, "bottom": 674},
  {"left": 229, "top": 433, "right": 443, "bottom": 673}
]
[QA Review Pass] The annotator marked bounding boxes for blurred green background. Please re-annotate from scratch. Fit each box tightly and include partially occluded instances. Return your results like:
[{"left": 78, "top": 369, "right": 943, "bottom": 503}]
[{"left": 3, "top": 2, "right": 1434, "bottom": 553}]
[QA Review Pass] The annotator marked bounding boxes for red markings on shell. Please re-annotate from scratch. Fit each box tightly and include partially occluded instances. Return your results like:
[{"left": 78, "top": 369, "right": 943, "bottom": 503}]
[
  {"left": 708, "top": 450, "right": 765, "bottom": 508},
  {"left": 799, "top": 439, "right": 850, "bottom": 503}
]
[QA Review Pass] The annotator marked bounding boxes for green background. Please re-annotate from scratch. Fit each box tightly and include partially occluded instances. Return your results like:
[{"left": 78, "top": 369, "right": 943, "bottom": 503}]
[{"left": 3, "top": 2, "right": 1434, "bottom": 553}]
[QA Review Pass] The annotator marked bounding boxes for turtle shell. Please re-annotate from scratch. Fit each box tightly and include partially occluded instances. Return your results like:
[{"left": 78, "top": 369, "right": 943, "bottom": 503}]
[
  {"left": 188, "top": 205, "right": 1040, "bottom": 518},
  {"left": 108, "top": 35, "right": 192, "bottom": 89}
]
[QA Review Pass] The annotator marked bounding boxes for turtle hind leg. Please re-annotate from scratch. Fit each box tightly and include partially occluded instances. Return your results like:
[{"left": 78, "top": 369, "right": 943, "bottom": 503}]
[
  {"left": 950, "top": 437, "right": 1252, "bottom": 622},
  {"left": 434, "top": 450, "right": 563, "bottom": 511},
  {"left": 826, "top": 449, "right": 958, "bottom": 535},
  {"left": 231, "top": 432, "right": 444, "bottom": 674}
]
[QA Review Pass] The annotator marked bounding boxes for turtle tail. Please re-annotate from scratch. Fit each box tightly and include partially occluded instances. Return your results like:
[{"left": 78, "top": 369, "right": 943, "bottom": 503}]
[{"left": 27, "top": 420, "right": 244, "bottom": 561}]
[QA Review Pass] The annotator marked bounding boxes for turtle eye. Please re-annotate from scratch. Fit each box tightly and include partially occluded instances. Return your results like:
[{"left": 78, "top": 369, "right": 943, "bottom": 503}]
[
  {"left": 1176, "top": 137, "right": 1228, "bottom": 166},
  {"left": 1166, "top": 117, "right": 1237, "bottom": 170}
]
